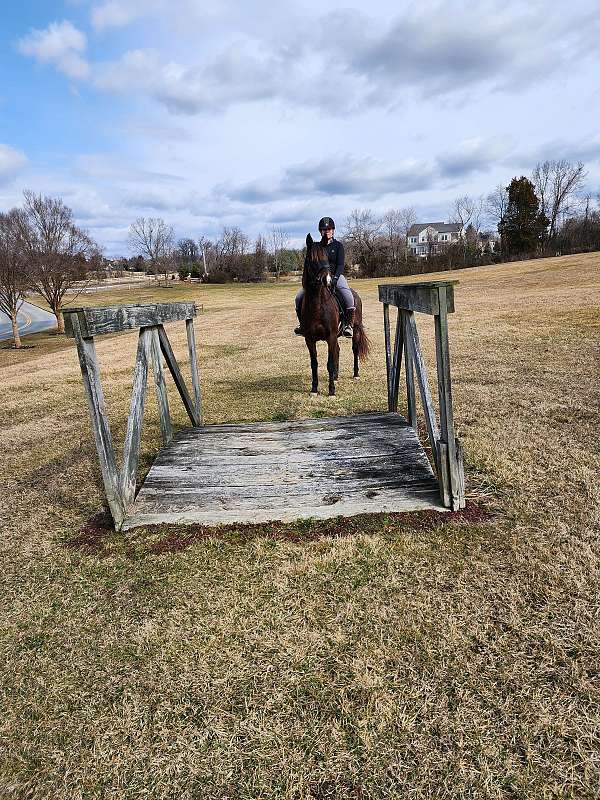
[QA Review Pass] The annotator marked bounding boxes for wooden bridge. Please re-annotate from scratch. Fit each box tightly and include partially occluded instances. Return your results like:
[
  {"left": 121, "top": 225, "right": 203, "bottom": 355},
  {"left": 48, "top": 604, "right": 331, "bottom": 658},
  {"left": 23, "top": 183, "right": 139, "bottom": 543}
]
[{"left": 65, "top": 280, "right": 464, "bottom": 531}]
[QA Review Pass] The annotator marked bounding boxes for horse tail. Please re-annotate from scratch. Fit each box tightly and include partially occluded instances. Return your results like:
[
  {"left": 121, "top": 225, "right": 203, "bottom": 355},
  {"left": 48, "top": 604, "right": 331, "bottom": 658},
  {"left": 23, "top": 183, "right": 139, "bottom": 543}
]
[{"left": 354, "top": 320, "right": 371, "bottom": 362}]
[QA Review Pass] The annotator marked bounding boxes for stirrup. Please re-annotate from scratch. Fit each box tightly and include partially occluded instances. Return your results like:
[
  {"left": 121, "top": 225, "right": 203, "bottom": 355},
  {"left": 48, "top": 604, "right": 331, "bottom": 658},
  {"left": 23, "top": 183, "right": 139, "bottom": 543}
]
[
  {"left": 342, "top": 323, "right": 353, "bottom": 338},
  {"left": 294, "top": 325, "right": 305, "bottom": 336}
]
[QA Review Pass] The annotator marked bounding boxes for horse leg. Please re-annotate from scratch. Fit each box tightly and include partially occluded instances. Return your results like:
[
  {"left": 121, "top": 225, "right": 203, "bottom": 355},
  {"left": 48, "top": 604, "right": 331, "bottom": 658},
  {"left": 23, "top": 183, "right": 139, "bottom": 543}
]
[
  {"left": 333, "top": 338, "right": 339, "bottom": 380},
  {"left": 307, "top": 339, "right": 318, "bottom": 394},
  {"left": 327, "top": 338, "right": 337, "bottom": 396}
]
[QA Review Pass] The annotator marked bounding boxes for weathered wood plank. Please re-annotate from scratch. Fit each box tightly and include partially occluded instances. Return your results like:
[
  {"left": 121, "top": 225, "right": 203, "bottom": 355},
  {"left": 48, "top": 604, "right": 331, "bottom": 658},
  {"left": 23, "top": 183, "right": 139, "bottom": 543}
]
[
  {"left": 70, "top": 316, "right": 125, "bottom": 528},
  {"left": 64, "top": 302, "right": 196, "bottom": 338},
  {"left": 186, "top": 318, "right": 203, "bottom": 425},
  {"left": 378, "top": 283, "right": 456, "bottom": 315},
  {"left": 150, "top": 326, "right": 172, "bottom": 446},
  {"left": 403, "top": 311, "right": 417, "bottom": 429},
  {"left": 158, "top": 326, "right": 201, "bottom": 427},
  {"left": 121, "top": 327, "right": 152, "bottom": 510},
  {"left": 404, "top": 311, "right": 440, "bottom": 470},
  {"left": 390, "top": 309, "right": 403, "bottom": 413},
  {"left": 125, "top": 487, "right": 445, "bottom": 528},
  {"left": 455, "top": 437, "right": 466, "bottom": 510},
  {"left": 383, "top": 303, "right": 392, "bottom": 408},
  {"left": 128, "top": 412, "right": 447, "bottom": 529},
  {"left": 437, "top": 439, "right": 452, "bottom": 508},
  {"left": 434, "top": 286, "right": 464, "bottom": 509}
]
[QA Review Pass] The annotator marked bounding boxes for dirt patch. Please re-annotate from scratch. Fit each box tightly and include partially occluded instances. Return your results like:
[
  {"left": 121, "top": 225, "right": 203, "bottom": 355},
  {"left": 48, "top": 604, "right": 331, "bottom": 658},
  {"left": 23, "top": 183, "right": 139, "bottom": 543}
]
[{"left": 66, "top": 502, "right": 493, "bottom": 558}]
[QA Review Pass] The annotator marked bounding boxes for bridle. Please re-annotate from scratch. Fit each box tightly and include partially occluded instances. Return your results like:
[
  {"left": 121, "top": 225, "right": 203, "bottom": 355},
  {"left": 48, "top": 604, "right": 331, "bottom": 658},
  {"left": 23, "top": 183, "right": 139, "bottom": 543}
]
[{"left": 306, "top": 257, "right": 332, "bottom": 289}]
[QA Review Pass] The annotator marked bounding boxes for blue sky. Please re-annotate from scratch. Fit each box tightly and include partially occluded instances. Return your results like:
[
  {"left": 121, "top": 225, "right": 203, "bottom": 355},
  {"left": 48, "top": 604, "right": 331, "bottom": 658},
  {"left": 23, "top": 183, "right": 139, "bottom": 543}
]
[{"left": 1, "top": 0, "right": 599, "bottom": 255}]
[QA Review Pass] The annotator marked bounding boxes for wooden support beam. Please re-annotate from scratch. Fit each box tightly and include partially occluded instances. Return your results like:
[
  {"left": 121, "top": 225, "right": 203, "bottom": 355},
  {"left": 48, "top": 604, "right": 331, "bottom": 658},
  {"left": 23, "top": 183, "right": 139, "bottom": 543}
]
[
  {"left": 378, "top": 282, "right": 456, "bottom": 315},
  {"left": 64, "top": 302, "right": 197, "bottom": 338},
  {"left": 404, "top": 311, "right": 440, "bottom": 475},
  {"left": 158, "top": 325, "right": 201, "bottom": 427},
  {"left": 186, "top": 318, "right": 203, "bottom": 425},
  {"left": 434, "top": 286, "right": 465, "bottom": 509},
  {"left": 70, "top": 315, "right": 125, "bottom": 529},
  {"left": 383, "top": 302, "right": 392, "bottom": 409},
  {"left": 403, "top": 311, "right": 417, "bottom": 429},
  {"left": 150, "top": 326, "right": 172, "bottom": 446},
  {"left": 390, "top": 308, "right": 403, "bottom": 412},
  {"left": 121, "top": 328, "right": 152, "bottom": 510}
]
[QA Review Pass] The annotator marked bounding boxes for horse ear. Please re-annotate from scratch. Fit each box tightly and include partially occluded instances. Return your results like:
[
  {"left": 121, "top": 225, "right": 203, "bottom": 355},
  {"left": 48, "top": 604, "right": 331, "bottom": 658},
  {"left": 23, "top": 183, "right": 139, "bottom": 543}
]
[{"left": 306, "top": 233, "right": 313, "bottom": 249}]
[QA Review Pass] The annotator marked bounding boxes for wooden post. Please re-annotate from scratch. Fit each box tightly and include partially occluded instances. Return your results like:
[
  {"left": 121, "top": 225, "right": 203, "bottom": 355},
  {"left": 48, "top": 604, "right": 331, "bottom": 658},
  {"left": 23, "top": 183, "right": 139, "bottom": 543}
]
[
  {"left": 390, "top": 309, "right": 403, "bottom": 412},
  {"left": 186, "top": 317, "right": 203, "bottom": 425},
  {"left": 70, "top": 315, "right": 125, "bottom": 528},
  {"left": 383, "top": 302, "right": 392, "bottom": 410},
  {"left": 403, "top": 311, "right": 417, "bottom": 429},
  {"left": 121, "top": 328, "right": 151, "bottom": 510},
  {"left": 150, "top": 326, "right": 172, "bottom": 445},
  {"left": 434, "top": 286, "right": 464, "bottom": 509}
]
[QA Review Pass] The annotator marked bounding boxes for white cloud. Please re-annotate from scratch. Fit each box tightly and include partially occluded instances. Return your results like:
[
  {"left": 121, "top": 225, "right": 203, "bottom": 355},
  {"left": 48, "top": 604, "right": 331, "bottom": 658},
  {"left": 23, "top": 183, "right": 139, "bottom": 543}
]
[
  {"left": 91, "top": 0, "right": 161, "bottom": 31},
  {"left": 17, "top": 20, "right": 90, "bottom": 80},
  {"left": 0, "top": 144, "right": 28, "bottom": 184}
]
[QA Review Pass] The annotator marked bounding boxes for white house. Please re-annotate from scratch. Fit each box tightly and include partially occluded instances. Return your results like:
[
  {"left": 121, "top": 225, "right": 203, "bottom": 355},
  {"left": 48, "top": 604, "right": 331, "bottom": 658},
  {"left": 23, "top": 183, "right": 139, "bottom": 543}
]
[{"left": 407, "top": 222, "right": 464, "bottom": 257}]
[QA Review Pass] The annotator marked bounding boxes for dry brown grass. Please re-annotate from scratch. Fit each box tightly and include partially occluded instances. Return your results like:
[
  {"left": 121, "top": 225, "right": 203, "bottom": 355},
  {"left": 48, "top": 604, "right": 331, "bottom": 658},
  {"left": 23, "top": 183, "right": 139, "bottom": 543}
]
[{"left": 0, "top": 254, "right": 599, "bottom": 799}]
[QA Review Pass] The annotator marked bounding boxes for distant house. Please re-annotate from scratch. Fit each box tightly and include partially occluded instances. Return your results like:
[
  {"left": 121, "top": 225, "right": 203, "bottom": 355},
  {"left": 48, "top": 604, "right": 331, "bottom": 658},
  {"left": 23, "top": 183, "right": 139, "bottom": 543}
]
[{"left": 407, "top": 222, "right": 464, "bottom": 257}]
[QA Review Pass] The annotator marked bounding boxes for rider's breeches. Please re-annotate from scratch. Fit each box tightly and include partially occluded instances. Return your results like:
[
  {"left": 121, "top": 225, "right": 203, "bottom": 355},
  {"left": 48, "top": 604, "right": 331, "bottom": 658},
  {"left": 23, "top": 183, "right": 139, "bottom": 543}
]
[{"left": 295, "top": 275, "right": 355, "bottom": 317}]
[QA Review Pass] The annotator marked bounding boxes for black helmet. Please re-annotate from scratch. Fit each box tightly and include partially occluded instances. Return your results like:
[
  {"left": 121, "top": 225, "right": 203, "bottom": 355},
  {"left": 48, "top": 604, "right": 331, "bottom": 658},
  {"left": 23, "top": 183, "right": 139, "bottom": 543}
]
[{"left": 318, "top": 216, "right": 335, "bottom": 231}]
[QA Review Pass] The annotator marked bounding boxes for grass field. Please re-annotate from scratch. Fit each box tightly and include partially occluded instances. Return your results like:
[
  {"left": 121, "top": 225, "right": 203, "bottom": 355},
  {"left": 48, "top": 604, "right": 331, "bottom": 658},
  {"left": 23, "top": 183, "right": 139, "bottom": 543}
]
[{"left": 1, "top": 253, "right": 599, "bottom": 799}]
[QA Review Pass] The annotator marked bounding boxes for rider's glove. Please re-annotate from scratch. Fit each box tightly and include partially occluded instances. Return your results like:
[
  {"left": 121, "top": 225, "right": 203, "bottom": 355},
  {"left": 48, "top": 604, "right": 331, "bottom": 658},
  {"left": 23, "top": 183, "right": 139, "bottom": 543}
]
[{"left": 331, "top": 275, "right": 339, "bottom": 290}]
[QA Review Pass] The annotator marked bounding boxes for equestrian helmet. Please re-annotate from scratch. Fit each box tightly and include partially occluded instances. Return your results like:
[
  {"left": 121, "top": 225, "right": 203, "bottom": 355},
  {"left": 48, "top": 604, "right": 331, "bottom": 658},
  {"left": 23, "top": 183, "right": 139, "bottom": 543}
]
[{"left": 318, "top": 216, "right": 335, "bottom": 230}]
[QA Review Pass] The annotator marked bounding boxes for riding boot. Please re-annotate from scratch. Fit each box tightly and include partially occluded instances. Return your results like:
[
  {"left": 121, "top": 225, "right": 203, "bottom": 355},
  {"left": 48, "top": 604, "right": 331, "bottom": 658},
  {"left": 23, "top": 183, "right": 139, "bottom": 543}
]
[
  {"left": 342, "top": 308, "right": 355, "bottom": 338},
  {"left": 294, "top": 311, "right": 304, "bottom": 336}
]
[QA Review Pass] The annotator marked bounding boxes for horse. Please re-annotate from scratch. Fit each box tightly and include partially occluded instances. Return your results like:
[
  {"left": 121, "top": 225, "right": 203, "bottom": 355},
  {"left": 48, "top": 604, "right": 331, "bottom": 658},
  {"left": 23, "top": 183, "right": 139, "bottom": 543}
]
[{"left": 300, "top": 233, "right": 370, "bottom": 396}]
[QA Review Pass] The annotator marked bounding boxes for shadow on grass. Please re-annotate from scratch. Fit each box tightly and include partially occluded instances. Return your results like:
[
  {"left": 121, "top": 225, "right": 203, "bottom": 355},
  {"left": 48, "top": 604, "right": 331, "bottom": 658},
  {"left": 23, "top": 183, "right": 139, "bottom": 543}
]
[{"left": 65, "top": 503, "right": 493, "bottom": 558}]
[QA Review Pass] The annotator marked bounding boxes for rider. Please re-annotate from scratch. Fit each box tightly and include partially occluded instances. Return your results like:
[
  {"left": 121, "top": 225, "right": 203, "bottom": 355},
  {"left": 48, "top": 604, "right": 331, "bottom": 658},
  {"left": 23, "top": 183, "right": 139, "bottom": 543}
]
[{"left": 294, "top": 216, "right": 355, "bottom": 337}]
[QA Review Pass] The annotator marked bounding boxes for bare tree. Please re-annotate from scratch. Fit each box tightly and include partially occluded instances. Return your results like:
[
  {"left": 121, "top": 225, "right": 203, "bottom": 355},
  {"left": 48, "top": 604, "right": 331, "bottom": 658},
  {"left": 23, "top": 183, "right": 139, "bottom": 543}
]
[
  {"left": 381, "top": 209, "right": 403, "bottom": 268},
  {"left": 450, "top": 195, "right": 475, "bottom": 230},
  {"left": 398, "top": 206, "right": 417, "bottom": 262},
  {"left": 485, "top": 185, "right": 509, "bottom": 251},
  {"left": 176, "top": 238, "right": 198, "bottom": 264},
  {"left": 450, "top": 195, "right": 484, "bottom": 232},
  {"left": 0, "top": 210, "right": 30, "bottom": 348},
  {"left": 343, "top": 209, "right": 382, "bottom": 275},
  {"left": 270, "top": 226, "right": 290, "bottom": 280},
  {"left": 128, "top": 217, "right": 174, "bottom": 281},
  {"left": 197, "top": 235, "right": 211, "bottom": 278},
  {"left": 532, "top": 159, "right": 587, "bottom": 242},
  {"left": 15, "top": 191, "right": 95, "bottom": 334}
]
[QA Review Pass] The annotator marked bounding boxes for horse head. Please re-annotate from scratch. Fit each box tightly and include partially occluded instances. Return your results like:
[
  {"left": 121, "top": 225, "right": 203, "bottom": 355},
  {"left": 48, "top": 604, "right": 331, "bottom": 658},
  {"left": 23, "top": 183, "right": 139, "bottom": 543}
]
[{"left": 303, "top": 234, "right": 331, "bottom": 290}]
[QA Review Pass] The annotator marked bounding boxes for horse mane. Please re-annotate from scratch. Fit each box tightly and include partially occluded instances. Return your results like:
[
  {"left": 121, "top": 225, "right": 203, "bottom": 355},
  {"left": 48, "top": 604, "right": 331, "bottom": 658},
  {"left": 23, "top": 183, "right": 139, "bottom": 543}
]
[{"left": 302, "top": 242, "right": 329, "bottom": 289}]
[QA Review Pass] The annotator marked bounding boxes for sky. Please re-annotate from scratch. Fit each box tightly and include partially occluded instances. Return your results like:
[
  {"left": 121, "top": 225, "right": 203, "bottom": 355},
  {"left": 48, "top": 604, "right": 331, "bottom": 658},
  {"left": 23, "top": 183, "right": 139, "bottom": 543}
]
[{"left": 1, "top": 0, "right": 599, "bottom": 255}]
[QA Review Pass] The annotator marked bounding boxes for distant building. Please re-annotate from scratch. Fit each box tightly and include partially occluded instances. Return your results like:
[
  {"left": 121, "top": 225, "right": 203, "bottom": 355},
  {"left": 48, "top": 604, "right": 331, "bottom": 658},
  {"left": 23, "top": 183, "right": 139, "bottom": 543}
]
[{"left": 407, "top": 222, "right": 464, "bottom": 257}]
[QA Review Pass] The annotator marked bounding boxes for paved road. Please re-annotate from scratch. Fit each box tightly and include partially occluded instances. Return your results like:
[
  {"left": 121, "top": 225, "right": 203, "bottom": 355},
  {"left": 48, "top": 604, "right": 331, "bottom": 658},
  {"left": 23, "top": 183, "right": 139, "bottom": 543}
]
[{"left": 0, "top": 302, "right": 56, "bottom": 342}]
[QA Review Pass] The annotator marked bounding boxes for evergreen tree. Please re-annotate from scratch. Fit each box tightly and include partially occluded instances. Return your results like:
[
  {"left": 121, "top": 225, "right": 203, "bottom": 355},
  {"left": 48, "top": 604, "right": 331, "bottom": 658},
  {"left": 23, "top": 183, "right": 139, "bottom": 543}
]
[{"left": 499, "top": 177, "right": 549, "bottom": 255}]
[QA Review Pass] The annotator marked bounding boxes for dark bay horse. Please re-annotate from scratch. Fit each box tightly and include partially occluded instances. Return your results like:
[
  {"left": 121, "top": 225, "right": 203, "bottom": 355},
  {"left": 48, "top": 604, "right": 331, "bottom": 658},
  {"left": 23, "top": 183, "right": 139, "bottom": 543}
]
[{"left": 300, "top": 234, "right": 370, "bottom": 395}]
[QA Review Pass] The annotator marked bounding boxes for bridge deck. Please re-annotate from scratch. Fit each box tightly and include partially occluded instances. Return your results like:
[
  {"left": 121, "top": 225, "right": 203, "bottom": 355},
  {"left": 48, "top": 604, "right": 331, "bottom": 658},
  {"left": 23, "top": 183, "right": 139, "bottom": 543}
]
[{"left": 124, "top": 412, "right": 446, "bottom": 530}]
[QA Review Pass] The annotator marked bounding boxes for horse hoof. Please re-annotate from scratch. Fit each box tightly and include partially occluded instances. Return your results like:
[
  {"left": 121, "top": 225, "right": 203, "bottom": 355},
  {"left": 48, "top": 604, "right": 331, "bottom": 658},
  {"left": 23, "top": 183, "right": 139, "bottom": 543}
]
[
  {"left": 329, "top": 390, "right": 336, "bottom": 397},
  {"left": 311, "top": 389, "right": 318, "bottom": 395}
]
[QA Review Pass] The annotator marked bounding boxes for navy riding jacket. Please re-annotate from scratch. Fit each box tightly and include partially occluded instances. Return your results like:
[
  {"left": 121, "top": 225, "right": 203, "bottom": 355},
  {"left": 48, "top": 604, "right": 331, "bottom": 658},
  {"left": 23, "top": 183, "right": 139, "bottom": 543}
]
[{"left": 322, "top": 238, "right": 345, "bottom": 279}]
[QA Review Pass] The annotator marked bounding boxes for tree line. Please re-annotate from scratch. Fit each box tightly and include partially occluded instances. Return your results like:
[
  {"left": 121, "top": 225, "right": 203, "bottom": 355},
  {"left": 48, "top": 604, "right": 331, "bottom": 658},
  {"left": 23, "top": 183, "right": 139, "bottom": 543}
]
[
  {"left": 127, "top": 219, "right": 302, "bottom": 283},
  {"left": 344, "top": 160, "right": 593, "bottom": 277}
]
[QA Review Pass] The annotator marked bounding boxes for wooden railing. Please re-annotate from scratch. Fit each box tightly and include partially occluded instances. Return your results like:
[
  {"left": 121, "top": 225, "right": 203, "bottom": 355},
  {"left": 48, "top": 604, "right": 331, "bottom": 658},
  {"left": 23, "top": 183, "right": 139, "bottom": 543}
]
[
  {"left": 379, "top": 281, "right": 465, "bottom": 511},
  {"left": 64, "top": 303, "right": 202, "bottom": 529}
]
